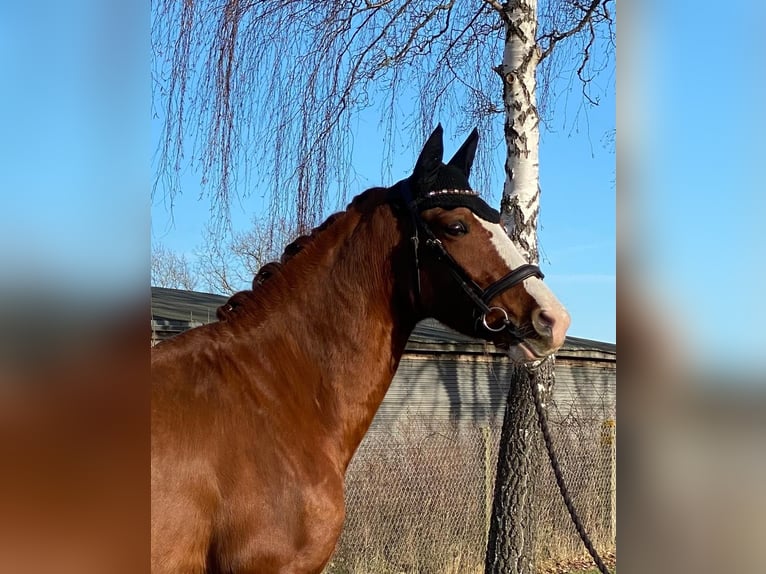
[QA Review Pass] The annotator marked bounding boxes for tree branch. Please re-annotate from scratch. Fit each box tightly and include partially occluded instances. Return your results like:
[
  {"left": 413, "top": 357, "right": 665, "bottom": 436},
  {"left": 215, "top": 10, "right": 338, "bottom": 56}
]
[
  {"left": 481, "top": 0, "right": 507, "bottom": 21},
  {"left": 441, "top": 3, "right": 488, "bottom": 62},
  {"left": 577, "top": 20, "right": 599, "bottom": 105},
  {"left": 538, "top": 0, "right": 602, "bottom": 62}
]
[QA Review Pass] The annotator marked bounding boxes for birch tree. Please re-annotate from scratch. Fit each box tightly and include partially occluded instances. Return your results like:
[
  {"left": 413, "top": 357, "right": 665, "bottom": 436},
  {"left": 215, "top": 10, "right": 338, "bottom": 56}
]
[
  {"left": 485, "top": 2, "right": 613, "bottom": 571},
  {"left": 153, "top": 1, "right": 614, "bottom": 571}
]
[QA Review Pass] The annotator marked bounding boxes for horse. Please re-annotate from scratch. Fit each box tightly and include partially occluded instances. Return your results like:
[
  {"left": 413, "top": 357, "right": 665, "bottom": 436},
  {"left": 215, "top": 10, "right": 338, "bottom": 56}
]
[{"left": 151, "top": 124, "right": 570, "bottom": 574}]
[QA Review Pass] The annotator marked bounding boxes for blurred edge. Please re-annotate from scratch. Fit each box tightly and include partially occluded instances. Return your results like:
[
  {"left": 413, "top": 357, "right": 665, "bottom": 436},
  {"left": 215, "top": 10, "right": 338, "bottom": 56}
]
[
  {"left": 0, "top": 302, "right": 150, "bottom": 574},
  {"left": 0, "top": 0, "right": 150, "bottom": 572},
  {"left": 619, "top": 0, "right": 765, "bottom": 573}
]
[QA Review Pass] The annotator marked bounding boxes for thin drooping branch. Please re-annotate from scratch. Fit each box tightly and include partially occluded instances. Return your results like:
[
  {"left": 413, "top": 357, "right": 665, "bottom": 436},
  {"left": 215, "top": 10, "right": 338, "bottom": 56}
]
[
  {"left": 153, "top": 1, "right": 510, "bottom": 232},
  {"left": 538, "top": 0, "right": 602, "bottom": 62},
  {"left": 535, "top": 0, "right": 614, "bottom": 122},
  {"left": 153, "top": 0, "right": 613, "bottom": 234}
]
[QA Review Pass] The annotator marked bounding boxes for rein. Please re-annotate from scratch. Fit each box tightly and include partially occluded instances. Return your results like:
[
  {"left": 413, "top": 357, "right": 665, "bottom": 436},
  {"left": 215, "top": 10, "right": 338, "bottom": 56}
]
[
  {"left": 527, "top": 361, "right": 611, "bottom": 574},
  {"left": 394, "top": 184, "right": 543, "bottom": 342}
]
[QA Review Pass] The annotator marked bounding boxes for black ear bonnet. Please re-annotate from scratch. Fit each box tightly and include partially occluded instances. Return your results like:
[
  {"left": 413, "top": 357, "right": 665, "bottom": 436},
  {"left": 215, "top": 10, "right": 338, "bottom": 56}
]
[
  {"left": 393, "top": 167, "right": 502, "bottom": 225},
  {"left": 387, "top": 124, "right": 545, "bottom": 341},
  {"left": 393, "top": 124, "right": 501, "bottom": 224}
]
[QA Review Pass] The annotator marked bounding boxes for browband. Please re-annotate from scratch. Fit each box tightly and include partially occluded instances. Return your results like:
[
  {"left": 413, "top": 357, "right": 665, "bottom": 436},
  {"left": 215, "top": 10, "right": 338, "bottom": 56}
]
[{"left": 412, "top": 189, "right": 501, "bottom": 223}]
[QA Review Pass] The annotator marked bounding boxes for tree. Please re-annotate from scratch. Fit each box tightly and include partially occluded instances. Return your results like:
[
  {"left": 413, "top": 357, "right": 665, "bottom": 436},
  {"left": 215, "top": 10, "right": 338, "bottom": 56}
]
[
  {"left": 194, "top": 214, "right": 294, "bottom": 294},
  {"left": 151, "top": 242, "right": 197, "bottom": 290},
  {"left": 153, "top": 1, "right": 614, "bottom": 571},
  {"left": 152, "top": 216, "right": 294, "bottom": 295},
  {"left": 485, "top": 2, "right": 613, "bottom": 572}
]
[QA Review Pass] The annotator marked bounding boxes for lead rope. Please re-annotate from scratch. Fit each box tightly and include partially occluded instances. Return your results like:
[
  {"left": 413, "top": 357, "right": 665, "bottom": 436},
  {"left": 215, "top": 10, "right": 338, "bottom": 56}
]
[{"left": 528, "top": 366, "right": 611, "bottom": 574}]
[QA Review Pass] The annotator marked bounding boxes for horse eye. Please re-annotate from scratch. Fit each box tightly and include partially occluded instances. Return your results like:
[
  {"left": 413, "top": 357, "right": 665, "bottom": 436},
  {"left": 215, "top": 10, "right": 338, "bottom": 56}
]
[{"left": 445, "top": 221, "right": 467, "bottom": 236}]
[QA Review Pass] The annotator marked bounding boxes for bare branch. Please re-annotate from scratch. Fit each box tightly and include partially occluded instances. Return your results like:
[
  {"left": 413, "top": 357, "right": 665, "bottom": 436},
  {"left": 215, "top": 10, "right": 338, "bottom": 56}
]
[
  {"left": 538, "top": 0, "right": 601, "bottom": 62},
  {"left": 481, "top": 0, "right": 507, "bottom": 19},
  {"left": 441, "top": 4, "right": 489, "bottom": 63},
  {"left": 577, "top": 19, "right": 599, "bottom": 105},
  {"left": 193, "top": 214, "right": 295, "bottom": 294},
  {"left": 364, "top": 0, "right": 395, "bottom": 7},
  {"left": 151, "top": 243, "right": 198, "bottom": 291},
  {"left": 536, "top": 0, "right": 615, "bottom": 122}
]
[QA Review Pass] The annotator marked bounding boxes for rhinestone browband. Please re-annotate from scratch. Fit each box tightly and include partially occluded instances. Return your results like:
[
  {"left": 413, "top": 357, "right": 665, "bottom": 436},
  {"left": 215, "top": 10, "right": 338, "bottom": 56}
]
[
  {"left": 425, "top": 189, "right": 479, "bottom": 197},
  {"left": 413, "top": 188, "right": 500, "bottom": 223}
]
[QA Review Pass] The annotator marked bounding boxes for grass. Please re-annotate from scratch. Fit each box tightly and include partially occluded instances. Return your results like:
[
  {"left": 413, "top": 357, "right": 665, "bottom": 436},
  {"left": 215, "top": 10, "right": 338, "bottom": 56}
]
[{"left": 538, "top": 552, "right": 616, "bottom": 574}]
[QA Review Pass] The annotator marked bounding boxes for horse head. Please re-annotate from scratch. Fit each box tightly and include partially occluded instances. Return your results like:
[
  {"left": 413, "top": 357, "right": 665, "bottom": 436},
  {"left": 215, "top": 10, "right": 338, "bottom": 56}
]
[{"left": 396, "top": 124, "right": 570, "bottom": 362}]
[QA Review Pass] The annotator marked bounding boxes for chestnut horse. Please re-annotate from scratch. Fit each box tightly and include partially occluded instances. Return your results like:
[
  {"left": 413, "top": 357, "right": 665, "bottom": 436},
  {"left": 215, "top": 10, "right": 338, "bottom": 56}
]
[{"left": 151, "top": 125, "right": 570, "bottom": 573}]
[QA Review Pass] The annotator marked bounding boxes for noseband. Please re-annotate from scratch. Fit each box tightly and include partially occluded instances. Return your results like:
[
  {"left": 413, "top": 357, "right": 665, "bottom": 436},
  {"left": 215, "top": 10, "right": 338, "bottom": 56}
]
[{"left": 394, "top": 185, "right": 543, "bottom": 343}]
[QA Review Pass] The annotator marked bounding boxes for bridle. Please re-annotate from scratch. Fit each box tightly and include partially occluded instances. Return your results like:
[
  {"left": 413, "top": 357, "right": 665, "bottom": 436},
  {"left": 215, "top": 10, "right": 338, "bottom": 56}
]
[{"left": 394, "top": 184, "right": 544, "bottom": 343}]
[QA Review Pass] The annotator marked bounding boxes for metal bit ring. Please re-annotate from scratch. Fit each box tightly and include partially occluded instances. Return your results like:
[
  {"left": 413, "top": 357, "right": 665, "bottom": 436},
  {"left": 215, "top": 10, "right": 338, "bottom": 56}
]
[{"left": 482, "top": 306, "right": 510, "bottom": 332}]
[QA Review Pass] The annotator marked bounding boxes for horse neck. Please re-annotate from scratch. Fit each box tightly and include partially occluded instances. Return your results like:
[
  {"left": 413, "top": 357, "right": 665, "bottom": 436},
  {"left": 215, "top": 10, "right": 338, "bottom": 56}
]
[{"left": 242, "top": 199, "right": 417, "bottom": 465}]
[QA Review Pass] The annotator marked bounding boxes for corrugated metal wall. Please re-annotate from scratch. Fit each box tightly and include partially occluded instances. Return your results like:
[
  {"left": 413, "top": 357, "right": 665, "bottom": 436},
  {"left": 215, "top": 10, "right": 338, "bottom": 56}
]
[
  {"left": 370, "top": 353, "right": 615, "bottom": 431},
  {"left": 552, "top": 360, "right": 616, "bottom": 420}
]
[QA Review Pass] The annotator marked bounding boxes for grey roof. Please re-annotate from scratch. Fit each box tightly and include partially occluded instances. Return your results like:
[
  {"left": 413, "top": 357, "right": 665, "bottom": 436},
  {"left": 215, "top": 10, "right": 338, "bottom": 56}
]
[
  {"left": 151, "top": 287, "right": 615, "bottom": 359},
  {"left": 151, "top": 287, "right": 227, "bottom": 325}
]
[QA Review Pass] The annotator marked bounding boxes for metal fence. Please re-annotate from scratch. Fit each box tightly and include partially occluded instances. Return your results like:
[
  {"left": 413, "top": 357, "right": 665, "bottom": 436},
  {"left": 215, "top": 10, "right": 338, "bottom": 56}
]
[{"left": 325, "top": 406, "right": 615, "bottom": 573}]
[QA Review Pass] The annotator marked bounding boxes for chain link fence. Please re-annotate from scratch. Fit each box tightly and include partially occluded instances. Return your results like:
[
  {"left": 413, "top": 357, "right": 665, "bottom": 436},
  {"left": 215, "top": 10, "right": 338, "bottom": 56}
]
[{"left": 325, "top": 400, "right": 615, "bottom": 573}]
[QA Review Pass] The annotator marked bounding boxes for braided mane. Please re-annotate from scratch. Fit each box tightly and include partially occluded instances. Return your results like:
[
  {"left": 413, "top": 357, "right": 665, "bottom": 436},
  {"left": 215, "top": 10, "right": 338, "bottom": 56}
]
[{"left": 216, "top": 189, "right": 384, "bottom": 321}]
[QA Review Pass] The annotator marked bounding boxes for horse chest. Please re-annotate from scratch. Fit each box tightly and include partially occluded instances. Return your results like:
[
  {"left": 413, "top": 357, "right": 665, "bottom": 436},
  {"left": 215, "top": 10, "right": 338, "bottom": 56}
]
[{"left": 213, "top": 460, "right": 346, "bottom": 574}]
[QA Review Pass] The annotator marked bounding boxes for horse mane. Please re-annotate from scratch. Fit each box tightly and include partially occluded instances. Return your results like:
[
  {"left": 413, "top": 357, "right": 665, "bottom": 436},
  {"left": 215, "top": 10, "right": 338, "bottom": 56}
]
[{"left": 216, "top": 187, "right": 388, "bottom": 321}]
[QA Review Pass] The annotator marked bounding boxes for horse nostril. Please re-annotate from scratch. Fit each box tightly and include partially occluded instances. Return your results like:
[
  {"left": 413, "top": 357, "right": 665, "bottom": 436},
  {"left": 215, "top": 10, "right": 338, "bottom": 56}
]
[
  {"left": 532, "top": 307, "right": 571, "bottom": 350},
  {"left": 533, "top": 309, "right": 556, "bottom": 335}
]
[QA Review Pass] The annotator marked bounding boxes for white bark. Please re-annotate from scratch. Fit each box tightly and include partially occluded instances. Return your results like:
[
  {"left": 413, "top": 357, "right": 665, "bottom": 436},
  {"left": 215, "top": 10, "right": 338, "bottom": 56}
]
[
  {"left": 500, "top": 0, "right": 541, "bottom": 264},
  {"left": 484, "top": 4, "right": 547, "bottom": 573}
]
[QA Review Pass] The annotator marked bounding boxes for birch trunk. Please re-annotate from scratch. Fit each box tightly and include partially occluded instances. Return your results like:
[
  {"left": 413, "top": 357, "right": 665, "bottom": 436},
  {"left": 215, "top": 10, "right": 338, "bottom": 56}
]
[
  {"left": 485, "top": 2, "right": 551, "bottom": 573},
  {"left": 499, "top": 0, "right": 541, "bottom": 261}
]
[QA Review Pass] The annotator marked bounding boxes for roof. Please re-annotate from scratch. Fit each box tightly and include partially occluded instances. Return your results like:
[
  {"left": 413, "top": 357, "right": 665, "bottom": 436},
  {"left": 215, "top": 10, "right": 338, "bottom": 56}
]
[
  {"left": 151, "top": 287, "right": 615, "bottom": 360},
  {"left": 151, "top": 287, "right": 227, "bottom": 325}
]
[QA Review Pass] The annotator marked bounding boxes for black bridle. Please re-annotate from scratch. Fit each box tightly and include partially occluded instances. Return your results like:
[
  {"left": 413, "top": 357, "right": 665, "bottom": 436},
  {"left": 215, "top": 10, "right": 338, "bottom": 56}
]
[{"left": 394, "top": 185, "right": 544, "bottom": 342}]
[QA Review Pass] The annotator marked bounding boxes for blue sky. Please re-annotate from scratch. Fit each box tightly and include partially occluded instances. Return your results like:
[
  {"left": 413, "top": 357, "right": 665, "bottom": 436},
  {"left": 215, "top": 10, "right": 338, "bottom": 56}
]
[
  {"left": 1, "top": 0, "right": 147, "bottom": 299},
  {"left": 624, "top": 0, "right": 765, "bottom": 374},
  {"left": 152, "top": 60, "right": 616, "bottom": 344}
]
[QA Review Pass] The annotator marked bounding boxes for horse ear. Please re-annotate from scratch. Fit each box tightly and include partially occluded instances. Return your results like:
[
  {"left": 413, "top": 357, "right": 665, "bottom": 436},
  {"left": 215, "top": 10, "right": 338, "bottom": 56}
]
[
  {"left": 412, "top": 124, "right": 444, "bottom": 194},
  {"left": 447, "top": 128, "right": 479, "bottom": 178}
]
